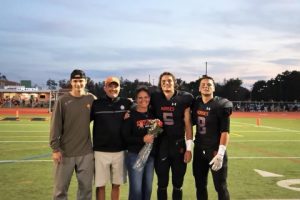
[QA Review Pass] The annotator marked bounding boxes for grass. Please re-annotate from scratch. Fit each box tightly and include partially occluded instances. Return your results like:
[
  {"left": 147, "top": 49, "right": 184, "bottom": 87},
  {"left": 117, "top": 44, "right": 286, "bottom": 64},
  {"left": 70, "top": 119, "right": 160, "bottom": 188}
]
[{"left": 0, "top": 114, "right": 300, "bottom": 199}]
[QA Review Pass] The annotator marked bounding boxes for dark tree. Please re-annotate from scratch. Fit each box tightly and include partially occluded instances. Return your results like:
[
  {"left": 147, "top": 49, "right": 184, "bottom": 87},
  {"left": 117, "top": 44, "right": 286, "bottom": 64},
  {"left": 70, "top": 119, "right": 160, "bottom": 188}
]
[
  {"left": 221, "top": 78, "right": 249, "bottom": 101},
  {"left": 46, "top": 79, "right": 58, "bottom": 90},
  {"left": 0, "top": 73, "right": 7, "bottom": 80},
  {"left": 251, "top": 70, "right": 300, "bottom": 101},
  {"left": 58, "top": 79, "right": 70, "bottom": 89}
]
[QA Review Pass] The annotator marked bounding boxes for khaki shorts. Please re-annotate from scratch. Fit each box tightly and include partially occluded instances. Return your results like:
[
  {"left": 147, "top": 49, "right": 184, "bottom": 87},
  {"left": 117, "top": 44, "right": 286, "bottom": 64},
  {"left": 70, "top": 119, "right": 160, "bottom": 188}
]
[{"left": 94, "top": 151, "right": 127, "bottom": 187}]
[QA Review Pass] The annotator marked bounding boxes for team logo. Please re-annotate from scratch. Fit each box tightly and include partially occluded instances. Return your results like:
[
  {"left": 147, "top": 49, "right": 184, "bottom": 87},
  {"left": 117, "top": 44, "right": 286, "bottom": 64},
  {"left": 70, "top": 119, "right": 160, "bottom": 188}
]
[
  {"left": 197, "top": 110, "right": 208, "bottom": 116},
  {"left": 120, "top": 105, "right": 125, "bottom": 110},
  {"left": 136, "top": 120, "right": 148, "bottom": 129},
  {"left": 65, "top": 100, "right": 73, "bottom": 106},
  {"left": 86, "top": 104, "right": 91, "bottom": 109}
]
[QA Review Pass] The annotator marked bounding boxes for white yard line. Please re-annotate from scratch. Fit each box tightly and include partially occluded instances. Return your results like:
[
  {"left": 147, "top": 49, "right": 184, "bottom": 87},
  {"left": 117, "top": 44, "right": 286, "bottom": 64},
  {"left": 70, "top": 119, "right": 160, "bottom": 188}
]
[
  {"left": 0, "top": 141, "right": 48, "bottom": 143},
  {"left": 231, "top": 140, "right": 300, "bottom": 142},
  {"left": 0, "top": 123, "right": 48, "bottom": 125},
  {"left": 230, "top": 133, "right": 244, "bottom": 137},
  {"left": 0, "top": 131, "right": 48, "bottom": 132},
  {"left": 232, "top": 121, "right": 300, "bottom": 134},
  {"left": 234, "top": 130, "right": 300, "bottom": 133},
  {"left": 0, "top": 160, "right": 52, "bottom": 163},
  {"left": 248, "top": 199, "right": 300, "bottom": 200},
  {"left": 0, "top": 136, "right": 47, "bottom": 138},
  {"left": 230, "top": 157, "right": 300, "bottom": 159}
]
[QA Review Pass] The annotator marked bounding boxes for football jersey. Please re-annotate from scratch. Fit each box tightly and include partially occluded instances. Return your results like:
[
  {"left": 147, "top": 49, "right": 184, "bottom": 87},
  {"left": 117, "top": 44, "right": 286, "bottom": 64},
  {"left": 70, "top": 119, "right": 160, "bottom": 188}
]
[
  {"left": 151, "top": 90, "right": 194, "bottom": 139},
  {"left": 192, "top": 96, "right": 233, "bottom": 150}
]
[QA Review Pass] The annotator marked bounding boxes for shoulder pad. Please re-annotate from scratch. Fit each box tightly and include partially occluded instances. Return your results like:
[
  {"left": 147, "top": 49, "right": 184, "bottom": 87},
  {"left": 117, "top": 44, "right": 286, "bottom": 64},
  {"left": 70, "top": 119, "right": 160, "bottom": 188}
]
[
  {"left": 179, "top": 90, "right": 194, "bottom": 105},
  {"left": 195, "top": 95, "right": 201, "bottom": 100},
  {"left": 213, "top": 97, "right": 233, "bottom": 117},
  {"left": 216, "top": 97, "right": 233, "bottom": 108},
  {"left": 223, "top": 99, "right": 233, "bottom": 109}
]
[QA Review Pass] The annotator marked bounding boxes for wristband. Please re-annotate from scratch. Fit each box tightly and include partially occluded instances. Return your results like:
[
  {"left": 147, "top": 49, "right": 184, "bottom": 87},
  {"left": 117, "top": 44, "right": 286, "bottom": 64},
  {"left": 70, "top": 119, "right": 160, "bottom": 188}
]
[
  {"left": 185, "top": 139, "right": 193, "bottom": 151},
  {"left": 217, "top": 145, "right": 226, "bottom": 156}
]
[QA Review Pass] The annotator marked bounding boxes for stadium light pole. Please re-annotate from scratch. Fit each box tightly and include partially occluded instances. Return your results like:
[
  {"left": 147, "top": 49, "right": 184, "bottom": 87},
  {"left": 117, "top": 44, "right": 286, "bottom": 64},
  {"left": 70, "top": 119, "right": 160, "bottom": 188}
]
[{"left": 49, "top": 90, "right": 52, "bottom": 113}]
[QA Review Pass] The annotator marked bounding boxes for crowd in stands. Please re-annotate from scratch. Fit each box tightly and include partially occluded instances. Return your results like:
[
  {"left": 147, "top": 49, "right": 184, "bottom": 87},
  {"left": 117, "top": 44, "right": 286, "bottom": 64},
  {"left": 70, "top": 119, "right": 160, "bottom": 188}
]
[
  {"left": 1, "top": 96, "right": 299, "bottom": 112},
  {"left": 0, "top": 97, "right": 49, "bottom": 108},
  {"left": 233, "top": 102, "right": 300, "bottom": 112}
]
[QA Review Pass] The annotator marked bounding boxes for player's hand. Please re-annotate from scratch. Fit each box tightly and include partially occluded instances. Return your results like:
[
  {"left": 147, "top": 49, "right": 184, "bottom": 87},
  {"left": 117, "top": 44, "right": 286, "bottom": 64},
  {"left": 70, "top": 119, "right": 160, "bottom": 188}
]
[
  {"left": 209, "top": 154, "right": 223, "bottom": 171},
  {"left": 52, "top": 151, "right": 62, "bottom": 164},
  {"left": 184, "top": 151, "right": 192, "bottom": 163}
]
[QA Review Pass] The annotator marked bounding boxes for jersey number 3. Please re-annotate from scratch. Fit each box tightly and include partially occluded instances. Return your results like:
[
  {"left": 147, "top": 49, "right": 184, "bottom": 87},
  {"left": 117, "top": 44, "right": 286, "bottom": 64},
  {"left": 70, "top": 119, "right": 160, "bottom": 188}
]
[{"left": 197, "top": 116, "right": 206, "bottom": 134}]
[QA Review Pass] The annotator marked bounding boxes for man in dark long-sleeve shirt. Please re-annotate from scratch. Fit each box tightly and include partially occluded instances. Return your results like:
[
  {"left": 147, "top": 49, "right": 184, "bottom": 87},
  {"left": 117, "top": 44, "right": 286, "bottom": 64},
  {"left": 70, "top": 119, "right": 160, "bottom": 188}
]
[{"left": 91, "top": 76, "right": 132, "bottom": 200}]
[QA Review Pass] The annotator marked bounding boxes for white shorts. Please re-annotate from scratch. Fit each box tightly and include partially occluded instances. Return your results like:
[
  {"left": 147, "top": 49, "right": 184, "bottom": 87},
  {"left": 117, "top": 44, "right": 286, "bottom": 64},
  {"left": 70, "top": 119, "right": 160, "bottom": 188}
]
[{"left": 94, "top": 151, "right": 127, "bottom": 187}]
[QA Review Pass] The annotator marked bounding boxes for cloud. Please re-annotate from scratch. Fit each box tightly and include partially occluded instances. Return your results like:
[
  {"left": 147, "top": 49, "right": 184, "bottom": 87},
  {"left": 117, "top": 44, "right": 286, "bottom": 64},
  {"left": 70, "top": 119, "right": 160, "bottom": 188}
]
[
  {"left": 1, "top": 0, "right": 299, "bottom": 89},
  {"left": 269, "top": 58, "right": 300, "bottom": 66}
]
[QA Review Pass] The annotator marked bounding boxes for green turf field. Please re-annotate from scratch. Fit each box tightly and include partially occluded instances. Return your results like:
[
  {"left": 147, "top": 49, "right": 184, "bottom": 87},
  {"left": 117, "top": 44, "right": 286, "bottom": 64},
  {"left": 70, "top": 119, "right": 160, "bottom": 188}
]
[{"left": 0, "top": 114, "right": 300, "bottom": 199}]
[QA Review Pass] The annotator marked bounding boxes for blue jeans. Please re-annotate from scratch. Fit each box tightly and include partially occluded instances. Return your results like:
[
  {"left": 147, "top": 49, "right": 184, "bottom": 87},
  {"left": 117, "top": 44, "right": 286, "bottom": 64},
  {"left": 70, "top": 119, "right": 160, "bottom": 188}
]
[{"left": 126, "top": 151, "right": 154, "bottom": 200}]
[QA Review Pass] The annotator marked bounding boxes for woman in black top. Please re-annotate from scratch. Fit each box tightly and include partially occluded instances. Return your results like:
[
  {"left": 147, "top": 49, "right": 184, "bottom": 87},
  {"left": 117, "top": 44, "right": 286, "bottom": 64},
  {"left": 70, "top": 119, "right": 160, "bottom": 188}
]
[{"left": 122, "top": 86, "right": 157, "bottom": 200}]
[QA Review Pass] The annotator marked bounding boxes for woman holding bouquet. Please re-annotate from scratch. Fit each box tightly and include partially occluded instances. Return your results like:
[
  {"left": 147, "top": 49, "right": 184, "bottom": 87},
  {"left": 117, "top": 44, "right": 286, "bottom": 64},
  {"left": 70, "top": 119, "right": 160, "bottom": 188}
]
[{"left": 122, "top": 86, "right": 161, "bottom": 200}]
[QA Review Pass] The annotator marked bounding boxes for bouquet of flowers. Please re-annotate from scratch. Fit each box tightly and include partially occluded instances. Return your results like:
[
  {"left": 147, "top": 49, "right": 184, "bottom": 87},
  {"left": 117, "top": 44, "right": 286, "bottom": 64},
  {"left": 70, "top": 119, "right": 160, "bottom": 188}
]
[{"left": 133, "top": 119, "right": 163, "bottom": 171}]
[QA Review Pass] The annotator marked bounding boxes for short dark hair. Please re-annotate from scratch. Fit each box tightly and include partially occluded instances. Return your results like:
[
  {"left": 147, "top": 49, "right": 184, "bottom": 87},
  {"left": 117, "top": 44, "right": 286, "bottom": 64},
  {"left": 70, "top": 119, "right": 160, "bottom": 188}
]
[
  {"left": 158, "top": 71, "right": 178, "bottom": 89},
  {"left": 70, "top": 69, "right": 86, "bottom": 80},
  {"left": 199, "top": 75, "right": 215, "bottom": 86},
  {"left": 134, "top": 85, "right": 150, "bottom": 99}
]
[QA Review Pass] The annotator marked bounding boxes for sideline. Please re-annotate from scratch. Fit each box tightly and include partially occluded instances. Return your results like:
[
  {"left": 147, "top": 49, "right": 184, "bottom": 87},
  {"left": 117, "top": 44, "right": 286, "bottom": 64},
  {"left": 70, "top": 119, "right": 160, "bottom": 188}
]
[
  {"left": 0, "top": 160, "right": 52, "bottom": 163},
  {"left": 230, "top": 156, "right": 300, "bottom": 159},
  {"left": 0, "top": 141, "right": 48, "bottom": 143},
  {"left": 232, "top": 121, "right": 300, "bottom": 133}
]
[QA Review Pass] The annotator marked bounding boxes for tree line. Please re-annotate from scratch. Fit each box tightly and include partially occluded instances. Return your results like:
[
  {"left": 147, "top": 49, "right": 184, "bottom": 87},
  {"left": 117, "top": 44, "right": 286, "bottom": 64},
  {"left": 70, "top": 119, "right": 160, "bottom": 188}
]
[
  {"left": 1, "top": 70, "right": 298, "bottom": 102},
  {"left": 0, "top": 71, "right": 300, "bottom": 102},
  {"left": 38, "top": 70, "right": 300, "bottom": 102}
]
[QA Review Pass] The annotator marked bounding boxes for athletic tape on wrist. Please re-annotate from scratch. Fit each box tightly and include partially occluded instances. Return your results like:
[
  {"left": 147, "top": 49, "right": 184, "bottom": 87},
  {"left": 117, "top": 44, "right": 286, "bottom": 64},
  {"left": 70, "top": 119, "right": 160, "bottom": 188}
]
[{"left": 185, "top": 139, "right": 193, "bottom": 151}]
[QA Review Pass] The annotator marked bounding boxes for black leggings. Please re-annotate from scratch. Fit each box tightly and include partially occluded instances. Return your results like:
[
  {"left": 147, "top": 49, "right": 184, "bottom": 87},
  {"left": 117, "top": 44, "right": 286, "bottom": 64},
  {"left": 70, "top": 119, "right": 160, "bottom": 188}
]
[
  {"left": 193, "top": 145, "right": 230, "bottom": 200},
  {"left": 155, "top": 153, "right": 187, "bottom": 200}
]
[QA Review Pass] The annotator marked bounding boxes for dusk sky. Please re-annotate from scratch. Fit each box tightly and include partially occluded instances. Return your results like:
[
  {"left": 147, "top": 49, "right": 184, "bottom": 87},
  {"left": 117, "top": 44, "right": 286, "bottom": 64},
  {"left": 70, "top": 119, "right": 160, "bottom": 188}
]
[{"left": 1, "top": 0, "right": 299, "bottom": 89}]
